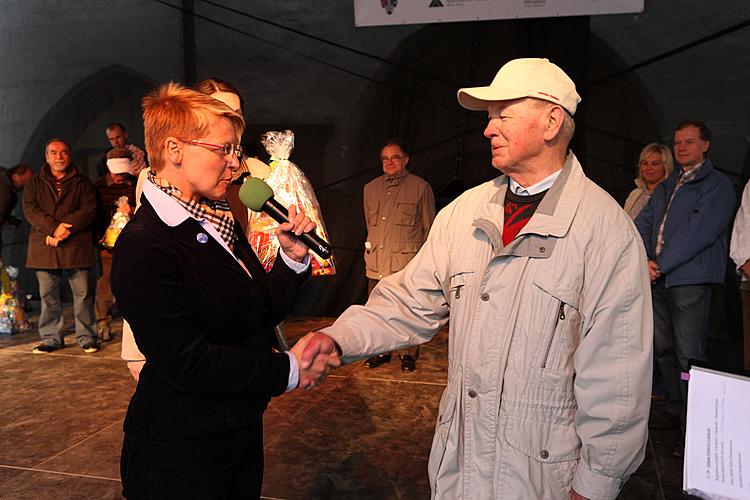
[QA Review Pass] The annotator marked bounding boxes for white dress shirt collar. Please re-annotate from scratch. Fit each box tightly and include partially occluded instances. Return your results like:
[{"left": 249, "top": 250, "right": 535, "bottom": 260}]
[{"left": 508, "top": 169, "right": 562, "bottom": 196}]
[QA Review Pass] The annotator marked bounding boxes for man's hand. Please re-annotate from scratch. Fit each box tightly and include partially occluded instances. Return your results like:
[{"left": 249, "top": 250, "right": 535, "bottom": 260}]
[
  {"left": 570, "top": 490, "right": 588, "bottom": 500},
  {"left": 647, "top": 259, "right": 661, "bottom": 282},
  {"left": 276, "top": 204, "right": 316, "bottom": 263},
  {"left": 45, "top": 235, "right": 60, "bottom": 247},
  {"left": 290, "top": 332, "right": 340, "bottom": 390},
  {"left": 53, "top": 222, "right": 73, "bottom": 241},
  {"left": 740, "top": 259, "right": 750, "bottom": 280},
  {"left": 127, "top": 361, "right": 145, "bottom": 382}
]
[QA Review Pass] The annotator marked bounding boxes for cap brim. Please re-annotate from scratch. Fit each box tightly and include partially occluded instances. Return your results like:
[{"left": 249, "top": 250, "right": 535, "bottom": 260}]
[
  {"left": 107, "top": 167, "right": 133, "bottom": 175},
  {"left": 457, "top": 86, "right": 528, "bottom": 111}
]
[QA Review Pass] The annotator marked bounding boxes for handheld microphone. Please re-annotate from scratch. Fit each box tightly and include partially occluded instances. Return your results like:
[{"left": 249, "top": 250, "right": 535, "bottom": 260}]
[{"left": 238, "top": 177, "right": 333, "bottom": 260}]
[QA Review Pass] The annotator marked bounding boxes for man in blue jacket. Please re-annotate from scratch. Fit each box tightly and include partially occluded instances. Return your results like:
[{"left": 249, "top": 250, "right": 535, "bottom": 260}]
[{"left": 635, "top": 121, "right": 735, "bottom": 454}]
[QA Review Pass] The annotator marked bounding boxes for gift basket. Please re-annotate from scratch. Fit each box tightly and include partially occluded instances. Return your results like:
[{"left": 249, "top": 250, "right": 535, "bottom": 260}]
[
  {"left": 248, "top": 130, "right": 335, "bottom": 276},
  {"left": 0, "top": 264, "right": 30, "bottom": 334},
  {"left": 100, "top": 196, "right": 132, "bottom": 250}
]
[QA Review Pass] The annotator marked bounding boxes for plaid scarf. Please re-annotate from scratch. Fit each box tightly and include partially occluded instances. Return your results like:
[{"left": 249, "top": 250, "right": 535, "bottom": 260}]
[{"left": 148, "top": 171, "right": 237, "bottom": 250}]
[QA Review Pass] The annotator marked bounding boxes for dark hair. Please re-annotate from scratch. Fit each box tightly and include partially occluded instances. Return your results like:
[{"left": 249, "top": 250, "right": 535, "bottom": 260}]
[
  {"left": 195, "top": 77, "right": 246, "bottom": 116},
  {"left": 675, "top": 120, "right": 711, "bottom": 142},
  {"left": 106, "top": 147, "right": 133, "bottom": 160},
  {"left": 44, "top": 137, "right": 69, "bottom": 150},
  {"left": 380, "top": 137, "right": 410, "bottom": 156},
  {"left": 106, "top": 122, "right": 127, "bottom": 133},
  {"left": 9, "top": 163, "right": 32, "bottom": 176}
]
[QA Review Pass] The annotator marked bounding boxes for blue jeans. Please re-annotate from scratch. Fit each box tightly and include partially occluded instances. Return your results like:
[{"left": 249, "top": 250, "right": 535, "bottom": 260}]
[
  {"left": 36, "top": 269, "right": 97, "bottom": 347},
  {"left": 651, "top": 280, "right": 712, "bottom": 426}
]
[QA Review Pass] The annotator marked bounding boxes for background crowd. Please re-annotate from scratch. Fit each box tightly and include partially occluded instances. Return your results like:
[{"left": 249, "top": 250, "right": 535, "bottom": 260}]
[{"left": 0, "top": 69, "right": 749, "bottom": 499}]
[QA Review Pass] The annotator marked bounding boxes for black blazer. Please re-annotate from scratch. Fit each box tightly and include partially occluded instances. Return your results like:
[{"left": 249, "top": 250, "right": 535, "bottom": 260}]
[{"left": 111, "top": 196, "right": 309, "bottom": 440}]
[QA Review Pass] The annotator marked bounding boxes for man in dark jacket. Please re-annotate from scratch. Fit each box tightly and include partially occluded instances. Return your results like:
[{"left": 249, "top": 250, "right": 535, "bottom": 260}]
[
  {"left": 0, "top": 163, "right": 33, "bottom": 249},
  {"left": 23, "top": 138, "right": 99, "bottom": 354},
  {"left": 635, "top": 121, "right": 735, "bottom": 455}
]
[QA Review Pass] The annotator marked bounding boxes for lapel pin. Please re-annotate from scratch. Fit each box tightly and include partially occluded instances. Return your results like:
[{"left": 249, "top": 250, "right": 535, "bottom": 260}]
[{"left": 196, "top": 233, "right": 209, "bottom": 244}]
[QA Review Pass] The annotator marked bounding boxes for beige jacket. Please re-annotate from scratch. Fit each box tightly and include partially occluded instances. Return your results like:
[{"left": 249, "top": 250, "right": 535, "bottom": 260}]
[
  {"left": 363, "top": 170, "right": 435, "bottom": 280},
  {"left": 322, "top": 155, "right": 652, "bottom": 499},
  {"left": 622, "top": 180, "right": 651, "bottom": 220}
]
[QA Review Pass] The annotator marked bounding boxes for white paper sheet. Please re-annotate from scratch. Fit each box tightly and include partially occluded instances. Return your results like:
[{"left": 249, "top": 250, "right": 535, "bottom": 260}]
[{"left": 683, "top": 365, "right": 750, "bottom": 499}]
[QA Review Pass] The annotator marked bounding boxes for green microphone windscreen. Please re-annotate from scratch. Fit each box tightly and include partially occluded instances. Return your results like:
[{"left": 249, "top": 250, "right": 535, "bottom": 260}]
[{"left": 239, "top": 177, "right": 274, "bottom": 212}]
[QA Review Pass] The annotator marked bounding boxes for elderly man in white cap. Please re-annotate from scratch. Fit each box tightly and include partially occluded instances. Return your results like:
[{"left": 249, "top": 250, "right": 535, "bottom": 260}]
[{"left": 302, "top": 58, "right": 653, "bottom": 499}]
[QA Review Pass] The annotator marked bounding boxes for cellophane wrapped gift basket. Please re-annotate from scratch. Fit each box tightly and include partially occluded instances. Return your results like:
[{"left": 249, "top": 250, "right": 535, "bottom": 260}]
[
  {"left": 248, "top": 130, "right": 335, "bottom": 276},
  {"left": 0, "top": 264, "right": 29, "bottom": 334}
]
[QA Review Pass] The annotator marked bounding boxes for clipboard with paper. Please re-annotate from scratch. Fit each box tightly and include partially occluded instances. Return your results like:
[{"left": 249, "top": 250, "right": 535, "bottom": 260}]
[{"left": 683, "top": 361, "right": 750, "bottom": 499}]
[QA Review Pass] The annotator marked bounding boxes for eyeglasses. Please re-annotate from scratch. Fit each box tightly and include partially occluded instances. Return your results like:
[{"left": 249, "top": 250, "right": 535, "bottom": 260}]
[
  {"left": 381, "top": 154, "right": 404, "bottom": 163},
  {"left": 180, "top": 139, "right": 243, "bottom": 159}
]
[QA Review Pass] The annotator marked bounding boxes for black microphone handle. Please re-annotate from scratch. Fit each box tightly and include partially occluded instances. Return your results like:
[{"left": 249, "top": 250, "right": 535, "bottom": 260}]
[{"left": 263, "top": 198, "right": 333, "bottom": 260}]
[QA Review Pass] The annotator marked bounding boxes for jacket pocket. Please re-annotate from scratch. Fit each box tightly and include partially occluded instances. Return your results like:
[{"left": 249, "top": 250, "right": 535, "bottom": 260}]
[
  {"left": 532, "top": 278, "right": 581, "bottom": 371},
  {"left": 395, "top": 202, "right": 416, "bottom": 226},
  {"left": 505, "top": 416, "right": 580, "bottom": 462},
  {"left": 428, "top": 389, "right": 458, "bottom": 492},
  {"left": 390, "top": 240, "right": 420, "bottom": 272},
  {"left": 447, "top": 269, "right": 474, "bottom": 307},
  {"left": 367, "top": 202, "right": 380, "bottom": 227},
  {"left": 504, "top": 416, "right": 580, "bottom": 497}
]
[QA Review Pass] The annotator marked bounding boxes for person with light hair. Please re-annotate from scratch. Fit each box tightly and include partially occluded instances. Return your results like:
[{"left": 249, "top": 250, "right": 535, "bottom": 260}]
[
  {"left": 623, "top": 143, "right": 674, "bottom": 219},
  {"left": 110, "top": 82, "right": 338, "bottom": 498},
  {"left": 121, "top": 78, "right": 269, "bottom": 381}
]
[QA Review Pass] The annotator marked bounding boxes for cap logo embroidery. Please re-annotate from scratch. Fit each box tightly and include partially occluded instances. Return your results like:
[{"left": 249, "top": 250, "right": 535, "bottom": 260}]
[{"left": 536, "top": 91, "right": 559, "bottom": 101}]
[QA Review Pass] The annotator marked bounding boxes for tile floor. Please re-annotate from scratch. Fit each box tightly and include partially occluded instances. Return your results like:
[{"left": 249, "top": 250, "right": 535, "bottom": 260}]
[{"left": 0, "top": 306, "right": 741, "bottom": 499}]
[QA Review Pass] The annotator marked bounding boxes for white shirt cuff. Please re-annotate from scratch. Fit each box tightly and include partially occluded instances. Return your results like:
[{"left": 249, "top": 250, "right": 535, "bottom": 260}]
[
  {"left": 279, "top": 250, "right": 311, "bottom": 274},
  {"left": 286, "top": 351, "right": 299, "bottom": 392}
]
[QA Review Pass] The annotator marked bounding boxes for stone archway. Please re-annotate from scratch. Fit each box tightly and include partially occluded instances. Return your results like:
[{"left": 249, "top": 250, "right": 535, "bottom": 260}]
[
  {"left": 21, "top": 65, "right": 155, "bottom": 175},
  {"left": 346, "top": 17, "right": 663, "bottom": 204}
]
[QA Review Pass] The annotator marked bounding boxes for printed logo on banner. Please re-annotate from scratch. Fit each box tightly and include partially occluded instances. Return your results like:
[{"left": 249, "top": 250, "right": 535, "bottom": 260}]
[
  {"left": 380, "top": 0, "right": 398, "bottom": 14},
  {"left": 429, "top": 0, "right": 444, "bottom": 6}
]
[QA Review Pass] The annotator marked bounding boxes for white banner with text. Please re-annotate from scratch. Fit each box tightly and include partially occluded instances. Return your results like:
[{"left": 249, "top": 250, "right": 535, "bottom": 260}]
[{"left": 354, "top": 0, "right": 644, "bottom": 27}]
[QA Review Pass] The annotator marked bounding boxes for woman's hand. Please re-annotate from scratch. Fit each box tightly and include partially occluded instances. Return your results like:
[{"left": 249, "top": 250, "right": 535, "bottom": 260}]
[{"left": 276, "top": 204, "right": 316, "bottom": 262}]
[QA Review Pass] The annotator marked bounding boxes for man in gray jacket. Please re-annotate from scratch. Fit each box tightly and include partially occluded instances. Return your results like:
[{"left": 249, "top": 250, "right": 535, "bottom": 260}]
[{"left": 302, "top": 58, "right": 652, "bottom": 499}]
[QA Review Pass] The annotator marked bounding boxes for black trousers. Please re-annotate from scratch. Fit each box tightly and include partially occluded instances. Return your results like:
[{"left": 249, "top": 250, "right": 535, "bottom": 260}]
[{"left": 121, "top": 425, "right": 263, "bottom": 499}]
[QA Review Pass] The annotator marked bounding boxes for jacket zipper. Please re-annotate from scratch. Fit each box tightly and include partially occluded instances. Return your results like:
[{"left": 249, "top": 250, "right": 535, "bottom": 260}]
[{"left": 541, "top": 302, "right": 565, "bottom": 368}]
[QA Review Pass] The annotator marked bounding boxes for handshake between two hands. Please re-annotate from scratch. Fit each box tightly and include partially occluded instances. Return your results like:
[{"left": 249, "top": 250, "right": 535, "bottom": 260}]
[{"left": 289, "top": 332, "right": 342, "bottom": 391}]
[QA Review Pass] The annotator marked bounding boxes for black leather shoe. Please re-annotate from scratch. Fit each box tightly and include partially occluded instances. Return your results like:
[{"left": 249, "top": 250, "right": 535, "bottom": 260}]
[
  {"left": 400, "top": 355, "right": 416, "bottom": 372},
  {"left": 364, "top": 353, "right": 391, "bottom": 368}
]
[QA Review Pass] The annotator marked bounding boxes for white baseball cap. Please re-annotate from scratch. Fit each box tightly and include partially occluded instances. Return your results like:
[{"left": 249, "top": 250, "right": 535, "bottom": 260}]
[
  {"left": 106, "top": 158, "right": 134, "bottom": 175},
  {"left": 457, "top": 58, "right": 581, "bottom": 115}
]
